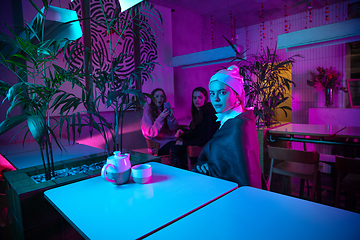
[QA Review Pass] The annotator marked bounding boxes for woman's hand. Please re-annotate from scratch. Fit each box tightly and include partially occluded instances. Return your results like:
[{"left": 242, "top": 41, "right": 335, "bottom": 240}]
[
  {"left": 175, "top": 139, "right": 183, "bottom": 145},
  {"left": 159, "top": 108, "right": 171, "bottom": 119},
  {"left": 196, "top": 163, "right": 209, "bottom": 174},
  {"left": 175, "top": 129, "right": 184, "bottom": 138}
]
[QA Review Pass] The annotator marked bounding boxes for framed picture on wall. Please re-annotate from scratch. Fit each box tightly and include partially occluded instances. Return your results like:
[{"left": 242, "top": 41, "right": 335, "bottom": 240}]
[{"left": 346, "top": 79, "right": 360, "bottom": 108}]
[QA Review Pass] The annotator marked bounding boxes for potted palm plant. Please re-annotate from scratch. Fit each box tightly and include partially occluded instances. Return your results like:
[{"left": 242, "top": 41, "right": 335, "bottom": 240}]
[
  {"left": 65, "top": 0, "right": 161, "bottom": 156},
  {"left": 0, "top": 2, "right": 97, "bottom": 239},
  {"left": 0, "top": 0, "right": 162, "bottom": 239},
  {"left": 0, "top": 3, "right": 86, "bottom": 181},
  {"left": 225, "top": 38, "right": 301, "bottom": 175}
]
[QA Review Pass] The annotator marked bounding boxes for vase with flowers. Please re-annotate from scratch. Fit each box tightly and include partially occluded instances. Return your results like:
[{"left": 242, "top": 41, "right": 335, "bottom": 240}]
[{"left": 307, "top": 66, "right": 344, "bottom": 108}]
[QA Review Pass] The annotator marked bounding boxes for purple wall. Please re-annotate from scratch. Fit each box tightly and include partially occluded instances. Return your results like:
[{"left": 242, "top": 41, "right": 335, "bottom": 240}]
[
  {"left": 170, "top": 5, "right": 233, "bottom": 120},
  {"left": 236, "top": 2, "right": 348, "bottom": 124},
  {"left": 0, "top": 0, "right": 352, "bottom": 152}
]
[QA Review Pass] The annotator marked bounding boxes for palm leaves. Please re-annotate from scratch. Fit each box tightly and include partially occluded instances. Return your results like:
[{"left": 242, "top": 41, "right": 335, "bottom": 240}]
[
  {"left": 0, "top": 1, "right": 86, "bottom": 180},
  {"left": 88, "top": 0, "right": 161, "bottom": 154},
  {"left": 0, "top": 0, "right": 162, "bottom": 180},
  {"left": 226, "top": 37, "right": 301, "bottom": 127},
  {"left": 243, "top": 47, "right": 300, "bottom": 127}
]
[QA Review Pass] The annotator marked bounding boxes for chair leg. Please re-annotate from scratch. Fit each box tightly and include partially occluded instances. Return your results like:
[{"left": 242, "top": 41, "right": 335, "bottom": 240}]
[
  {"left": 306, "top": 180, "right": 311, "bottom": 197},
  {"left": 284, "top": 176, "right": 290, "bottom": 195},
  {"left": 187, "top": 156, "right": 192, "bottom": 171},
  {"left": 299, "top": 179, "right": 305, "bottom": 198},
  {"left": 268, "top": 159, "right": 274, "bottom": 191},
  {"left": 346, "top": 191, "right": 357, "bottom": 210},
  {"left": 335, "top": 175, "right": 341, "bottom": 208},
  {"left": 316, "top": 173, "right": 322, "bottom": 203},
  {"left": 330, "top": 163, "right": 337, "bottom": 204}
]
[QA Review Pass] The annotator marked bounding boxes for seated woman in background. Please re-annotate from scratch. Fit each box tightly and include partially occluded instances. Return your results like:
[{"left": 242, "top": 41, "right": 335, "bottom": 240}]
[
  {"left": 171, "top": 87, "right": 219, "bottom": 169},
  {"left": 141, "top": 88, "right": 179, "bottom": 156},
  {"left": 192, "top": 65, "right": 261, "bottom": 188}
]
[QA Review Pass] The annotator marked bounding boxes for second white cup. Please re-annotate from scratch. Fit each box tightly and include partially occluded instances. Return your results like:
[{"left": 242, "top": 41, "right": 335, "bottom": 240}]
[{"left": 131, "top": 164, "right": 152, "bottom": 184}]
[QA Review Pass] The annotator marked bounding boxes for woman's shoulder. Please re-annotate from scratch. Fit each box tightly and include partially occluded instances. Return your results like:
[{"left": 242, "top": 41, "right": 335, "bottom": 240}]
[
  {"left": 236, "top": 109, "right": 255, "bottom": 121},
  {"left": 142, "top": 103, "right": 152, "bottom": 117},
  {"left": 202, "top": 102, "right": 216, "bottom": 114},
  {"left": 228, "top": 110, "right": 256, "bottom": 129},
  {"left": 143, "top": 102, "right": 152, "bottom": 111}
]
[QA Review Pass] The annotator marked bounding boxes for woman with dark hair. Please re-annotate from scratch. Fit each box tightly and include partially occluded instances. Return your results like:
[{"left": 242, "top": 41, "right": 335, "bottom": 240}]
[
  {"left": 171, "top": 87, "right": 219, "bottom": 169},
  {"left": 141, "top": 88, "right": 179, "bottom": 156}
]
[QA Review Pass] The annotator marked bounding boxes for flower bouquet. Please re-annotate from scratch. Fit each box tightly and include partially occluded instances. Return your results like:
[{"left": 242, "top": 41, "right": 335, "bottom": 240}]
[
  {"left": 307, "top": 66, "right": 343, "bottom": 107},
  {"left": 307, "top": 66, "right": 342, "bottom": 91}
]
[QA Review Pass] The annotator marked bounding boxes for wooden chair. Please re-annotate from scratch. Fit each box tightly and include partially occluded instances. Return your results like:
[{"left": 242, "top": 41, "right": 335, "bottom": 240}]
[
  {"left": 146, "top": 139, "right": 160, "bottom": 156},
  {"left": 186, "top": 146, "right": 203, "bottom": 171},
  {"left": 335, "top": 156, "right": 360, "bottom": 209},
  {"left": 145, "top": 139, "right": 171, "bottom": 164},
  {"left": 268, "top": 146, "right": 322, "bottom": 202}
]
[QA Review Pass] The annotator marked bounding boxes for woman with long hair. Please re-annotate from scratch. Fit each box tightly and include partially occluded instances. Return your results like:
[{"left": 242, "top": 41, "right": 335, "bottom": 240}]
[
  {"left": 141, "top": 88, "right": 179, "bottom": 156},
  {"left": 171, "top": 87, "right": 219, "bottom": 169}
]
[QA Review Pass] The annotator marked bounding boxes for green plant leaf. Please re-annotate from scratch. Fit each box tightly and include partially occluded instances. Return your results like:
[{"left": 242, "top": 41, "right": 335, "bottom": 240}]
[
  {"left": 27, "top": 115, "right": 46, "bottom": 144},
  {"left": 106, "top": 91, "right": 125, "bottom": 107},
  {"left": 77, "top": 112, "right": 82, "bottom": 136},
  {"left": 0, "top": 80, "right": 11, "bottom": 97},
  {"left": 0, "top": 115, "right": 28, "bottom": 135}
]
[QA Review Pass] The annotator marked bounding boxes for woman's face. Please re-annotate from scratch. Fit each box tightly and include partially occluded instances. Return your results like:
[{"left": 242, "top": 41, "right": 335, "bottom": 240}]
[
  {"left": 154, "top": 90, "right": 165, "bottom": 107},
  {"left": 209, "top": 81, "right": 238, "bottom": 113},
  {"left": 193, "top": 91, "right": 206, "bottom": 109}
]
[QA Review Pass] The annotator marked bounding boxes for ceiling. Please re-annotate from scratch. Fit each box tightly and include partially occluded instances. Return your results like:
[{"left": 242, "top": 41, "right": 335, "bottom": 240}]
[{"left": 149, "top": 0, "right": 346, "bottom": 28}]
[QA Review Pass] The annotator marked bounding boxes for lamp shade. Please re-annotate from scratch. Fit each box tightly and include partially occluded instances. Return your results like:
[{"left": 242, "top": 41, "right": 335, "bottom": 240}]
[
  {"left": 31, "top": 6, "right": 82, "bottom": 42},
  {"left": 277, "top": 18, "right": 360, "bottom": 52},
  {"left": 119, "top": 0, "right": 143, "bottom": 12}
]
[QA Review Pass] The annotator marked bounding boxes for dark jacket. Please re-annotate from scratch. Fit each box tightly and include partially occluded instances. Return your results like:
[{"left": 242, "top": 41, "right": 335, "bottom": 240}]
[
  {"left": 192, "top": 110, "right": 261, "bottom": 188},
  {"left": 182, "top": 102, "right": 219, "bottom": 147}
]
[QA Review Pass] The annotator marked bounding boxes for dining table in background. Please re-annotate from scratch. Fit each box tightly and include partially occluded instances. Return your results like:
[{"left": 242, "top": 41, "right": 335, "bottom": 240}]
[
  {"left": 268, "top": 123, "right": 360, "bottom": 148},
  {"left": 44, "top": 162, "right": 238, "bottom": 240},
  {"left": 145, "top": 186, "right": 360, "bottom": 240}
]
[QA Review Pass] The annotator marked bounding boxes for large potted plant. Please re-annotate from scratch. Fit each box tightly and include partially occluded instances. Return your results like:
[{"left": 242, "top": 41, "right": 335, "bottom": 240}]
[
  {"left": 226, "top": 38, "right": 300, "bottom": 176},
  {"left": 0, "top": 2, "right": 96, "bottom": 239},
  {"left": 0, "top": 2, "right": 87, "bottom": 181},
  {"left": 0, "top": 0, "right": 162, "bottom": 239},
  {"left": 85, "top": 0, "right": 160, "bottom": 155}
]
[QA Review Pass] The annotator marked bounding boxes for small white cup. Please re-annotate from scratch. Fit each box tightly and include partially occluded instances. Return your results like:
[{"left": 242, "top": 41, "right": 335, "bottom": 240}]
[{"left": 131, "top": 164, "right": 152, "bottom": 184}]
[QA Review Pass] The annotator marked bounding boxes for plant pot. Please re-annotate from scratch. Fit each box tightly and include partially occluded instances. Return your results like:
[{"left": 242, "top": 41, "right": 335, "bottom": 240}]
[{"left": 4, "top": 150, "right": 160, "bottom": 240}]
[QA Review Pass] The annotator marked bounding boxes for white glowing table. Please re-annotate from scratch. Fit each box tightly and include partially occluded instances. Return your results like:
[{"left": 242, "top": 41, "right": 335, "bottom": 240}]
[
  {"left": 44, "top": 162, "right": 237, "bottom": 240},
  {"left": 269, "top": 123, "right": 346, "bottom": 137},
  {"left": 269, "top": 123, "right": 360, "bottom": 148},
  {"left": 145, "top": 186, "right": 360, "bottom": 240}
]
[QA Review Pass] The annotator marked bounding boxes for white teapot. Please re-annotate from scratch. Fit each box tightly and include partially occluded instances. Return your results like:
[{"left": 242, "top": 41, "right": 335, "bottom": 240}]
[{"left": 101, "top": 151, "right": 131, "bottom": 185}]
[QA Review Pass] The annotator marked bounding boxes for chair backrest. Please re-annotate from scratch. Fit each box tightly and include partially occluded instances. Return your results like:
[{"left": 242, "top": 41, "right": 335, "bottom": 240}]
[
  {"left": 268, "top": 146, "right": 320, "bottom": 165},
  {"left": 146, "top": 139, "right": 160, "bottom": 156},
  {"left": 335, "top": 156, "right": 360, "bottom": 175},
  {"left": 268, "top": 146, "right": 321, "bottom": 202},
  {"left": 335, "top": 156, "right": 360, "bottom": 207},
  {"left": 186, "top": 146, "right": 203, "bottom": 171},
  {"left": 187, "top": 146, "right": 203, "bottom": 158}
]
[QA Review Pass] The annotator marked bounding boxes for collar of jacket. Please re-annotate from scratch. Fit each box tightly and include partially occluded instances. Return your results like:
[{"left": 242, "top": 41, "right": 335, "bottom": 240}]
[{"left": 215, "top": 105, "right": 244, "bottom": 128}]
